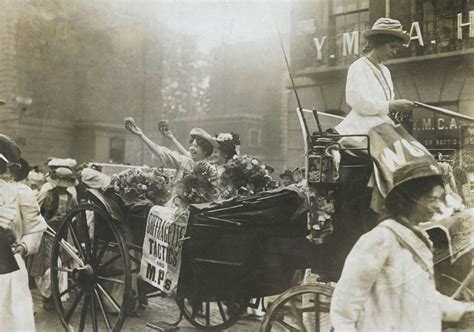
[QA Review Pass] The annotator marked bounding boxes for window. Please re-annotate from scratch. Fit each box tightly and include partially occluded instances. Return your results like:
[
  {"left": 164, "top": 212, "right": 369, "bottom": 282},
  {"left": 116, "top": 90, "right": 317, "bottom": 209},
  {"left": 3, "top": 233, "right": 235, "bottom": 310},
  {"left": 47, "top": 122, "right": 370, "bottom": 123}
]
[
  {"left": 331, "top": 0, "right": 370, "bottom": 65},
  {"left": 332, "top": 0, "right": 368, "bottom": 14},
  {"left": 109, "top": 137, "right": 125, "bottom": 164},
  {"left": 414, "top": 0, "right": 471, "bottom": 55}
]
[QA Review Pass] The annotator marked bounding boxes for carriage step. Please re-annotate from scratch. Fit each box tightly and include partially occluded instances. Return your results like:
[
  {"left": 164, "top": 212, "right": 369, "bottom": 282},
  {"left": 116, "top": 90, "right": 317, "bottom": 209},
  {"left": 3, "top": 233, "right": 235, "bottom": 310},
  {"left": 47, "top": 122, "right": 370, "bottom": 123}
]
[{"left": 146, "top": 321, "right": 180, "bottom": 331}]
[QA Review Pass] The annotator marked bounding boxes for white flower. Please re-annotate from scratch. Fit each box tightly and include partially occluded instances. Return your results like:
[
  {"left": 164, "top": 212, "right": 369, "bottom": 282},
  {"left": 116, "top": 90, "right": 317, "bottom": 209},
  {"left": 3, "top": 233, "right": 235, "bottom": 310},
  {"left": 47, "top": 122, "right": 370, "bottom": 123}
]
[
  {"left": 216, "top": 133, "right": 233, "bottom": 142},
  {"left": 251, "top": 159, "right": 259, "bottom": 166}
]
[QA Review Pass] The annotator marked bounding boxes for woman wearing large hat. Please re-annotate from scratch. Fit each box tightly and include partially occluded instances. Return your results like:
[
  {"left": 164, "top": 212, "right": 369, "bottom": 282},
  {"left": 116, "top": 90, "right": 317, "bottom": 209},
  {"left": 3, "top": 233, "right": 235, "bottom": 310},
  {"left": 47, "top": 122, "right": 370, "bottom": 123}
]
[
  {"left": 125, "top": 117, "right": 218, "bottom": 205},
  {"left": 0, "top": 134, "right": 47, "bottom": 330},
  {"left": 336, "top": 17, "right": 413, "bottom": 136},
  {"left": 330, "top": 160, "right": 473, "bottom": 331}
]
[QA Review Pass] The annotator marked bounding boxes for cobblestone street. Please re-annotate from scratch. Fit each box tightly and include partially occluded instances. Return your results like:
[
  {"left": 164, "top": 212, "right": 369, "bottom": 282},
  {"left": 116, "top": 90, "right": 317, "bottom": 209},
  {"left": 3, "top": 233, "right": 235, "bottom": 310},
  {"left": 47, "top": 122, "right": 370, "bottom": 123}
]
[{"left": 33, "top": 290, "right": 263, "bottom": 331}]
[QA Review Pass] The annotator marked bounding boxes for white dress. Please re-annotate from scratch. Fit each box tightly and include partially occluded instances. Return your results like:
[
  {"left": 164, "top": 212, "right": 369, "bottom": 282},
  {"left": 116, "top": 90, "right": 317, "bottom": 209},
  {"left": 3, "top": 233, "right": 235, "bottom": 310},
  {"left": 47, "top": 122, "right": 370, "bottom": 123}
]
[
  {"left": 0, "top": 180, "right": 47, "bottom": 331},
  {"left": 330, "top": 219, "right": 466, "bottom": 331},
  {"left": 336, "top": 57, "right": 395, "bottom": 137}
]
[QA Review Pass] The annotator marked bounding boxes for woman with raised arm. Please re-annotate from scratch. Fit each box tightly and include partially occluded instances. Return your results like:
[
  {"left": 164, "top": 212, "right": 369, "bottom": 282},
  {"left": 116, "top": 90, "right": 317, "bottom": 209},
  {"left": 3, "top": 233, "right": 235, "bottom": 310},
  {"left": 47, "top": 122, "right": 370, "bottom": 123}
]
[{"left": 124, "top": 117, "right": 218, "bottom": 203}]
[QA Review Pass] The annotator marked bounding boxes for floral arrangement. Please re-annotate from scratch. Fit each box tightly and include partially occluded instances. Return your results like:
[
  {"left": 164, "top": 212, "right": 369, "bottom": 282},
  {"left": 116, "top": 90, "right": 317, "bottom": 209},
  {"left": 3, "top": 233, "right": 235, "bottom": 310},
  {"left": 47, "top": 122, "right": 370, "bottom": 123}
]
[
  {"left": 110, "top": 167, "right": 171, "bottom": 205},
  {"left": 178, "top": 161, "right": 219, "bottom": 204},
  {"left": 220, "top": 155, "right": 278, "bottom": 198},
  {"left": 307, "top": 190, "right": 336, "bottom": 245}
]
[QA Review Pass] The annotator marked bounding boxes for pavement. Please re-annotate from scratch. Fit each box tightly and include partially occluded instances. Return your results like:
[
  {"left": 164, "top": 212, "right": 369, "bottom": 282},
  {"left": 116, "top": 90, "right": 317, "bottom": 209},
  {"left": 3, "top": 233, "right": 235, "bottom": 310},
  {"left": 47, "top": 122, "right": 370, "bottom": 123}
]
[{"left": 33, "top": 289, "right": 263, "bottom": 331}]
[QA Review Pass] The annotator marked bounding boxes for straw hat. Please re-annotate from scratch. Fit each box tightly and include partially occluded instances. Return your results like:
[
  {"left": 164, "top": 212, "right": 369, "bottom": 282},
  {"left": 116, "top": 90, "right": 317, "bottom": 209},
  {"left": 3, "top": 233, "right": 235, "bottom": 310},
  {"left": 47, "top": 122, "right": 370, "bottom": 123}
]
[
  {"left": 362, "top": 18, "right": 410, "bottom": 44},
  {"left": 47, "top": 158, "right": 77, "bottom": 169},
  {"left": 189, "top": 128, "right": 219, "bottom": 149},
  {"left": 46, "top": 167, "right": 78, "bottom": 188},
  {"left": 387, "top": 161, "right": 442, "bottom": 196}
]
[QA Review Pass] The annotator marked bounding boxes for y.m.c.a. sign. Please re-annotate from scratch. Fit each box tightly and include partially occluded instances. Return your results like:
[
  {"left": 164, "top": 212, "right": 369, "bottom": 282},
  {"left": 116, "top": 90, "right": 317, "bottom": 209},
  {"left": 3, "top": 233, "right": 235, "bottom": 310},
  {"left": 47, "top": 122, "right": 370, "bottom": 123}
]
[
  {"left": 312, "top": 11, "right": 474, "bottom": 60},
  {"left": 411, "top": 107, "right": 462, "bottom": 149}
]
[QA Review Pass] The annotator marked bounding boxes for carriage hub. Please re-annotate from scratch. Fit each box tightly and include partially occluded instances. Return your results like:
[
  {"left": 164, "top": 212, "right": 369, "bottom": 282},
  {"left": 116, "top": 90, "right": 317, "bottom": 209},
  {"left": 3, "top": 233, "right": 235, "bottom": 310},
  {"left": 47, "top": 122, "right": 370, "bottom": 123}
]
[{"left": 72, "top": 265, "right": 95, "bottom": 288}]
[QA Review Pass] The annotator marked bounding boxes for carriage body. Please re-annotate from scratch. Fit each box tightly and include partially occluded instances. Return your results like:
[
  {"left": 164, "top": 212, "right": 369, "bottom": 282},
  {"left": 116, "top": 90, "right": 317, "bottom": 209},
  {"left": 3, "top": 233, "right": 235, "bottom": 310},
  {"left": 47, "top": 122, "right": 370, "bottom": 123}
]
[{"left": 47, "top": 109, "right": 472, "bottom": 331}]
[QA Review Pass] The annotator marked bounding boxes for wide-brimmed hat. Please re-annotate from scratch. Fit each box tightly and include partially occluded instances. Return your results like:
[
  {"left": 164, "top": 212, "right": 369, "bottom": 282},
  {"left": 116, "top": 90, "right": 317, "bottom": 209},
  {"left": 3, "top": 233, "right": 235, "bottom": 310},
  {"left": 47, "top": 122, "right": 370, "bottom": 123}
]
[
  {"left": 189, "top": 128, "right": 219, "bottom": 149},
  {"left": 279, "top": 169, "right": 294, "bottom": 180},
  {"left": 47, "top": 158, "right": 77, "bottom": 169},
  {"left": 388, "top": 161, "right": 442, "bottom": 195},
  {"left": 0, "top": 134, "right": 21, "bottom": 166},
  {"left": 81, "top": 168, "right": 111, "bottom": 189},
  {"left": 46, "top": 167, "right": 78, "bottom": 188},
  {"left": 362, "top": 18, "right": 410, "bottom": 44}
]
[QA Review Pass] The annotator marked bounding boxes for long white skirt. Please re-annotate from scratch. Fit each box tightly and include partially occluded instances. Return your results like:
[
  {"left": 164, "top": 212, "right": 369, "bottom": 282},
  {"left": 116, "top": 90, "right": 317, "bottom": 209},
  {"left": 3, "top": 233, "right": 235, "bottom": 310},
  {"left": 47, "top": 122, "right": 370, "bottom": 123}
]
[{"left": 0, "top": 254, "right": 35, "bottom": 331}]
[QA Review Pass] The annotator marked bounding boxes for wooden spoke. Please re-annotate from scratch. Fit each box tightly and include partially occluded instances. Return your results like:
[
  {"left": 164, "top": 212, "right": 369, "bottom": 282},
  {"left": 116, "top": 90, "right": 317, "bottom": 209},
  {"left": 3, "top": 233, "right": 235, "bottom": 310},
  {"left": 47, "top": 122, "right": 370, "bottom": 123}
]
[
  {"left": 217, "top": 301, "right": 227, "bottom": 322},
  {"left": 60, "top": 282, "right": 79, "bottom": 298},
  {"left": 94, "top": 242, "right": 108, "bottom": 266},
  {"left": 288, "top": 299, "right": 306, "bottom": 332},
  {"left": 67, "top": 223, "right": 87, "bottom": 261},
  {"left": 205, "top": 301, "right": 210, "bottom": 326},
  {"left": 273, "top": 318, "right": 301, "bottom": 332},
  {"left": 98, "top": 255, "right": 122, "bottom": 271},
  {"left": 76, "top": 210, "right": 92, "bottom": 260},
  {"left": 94, "top": 288, "right": 112, "bottom": 331},
  {"left": 57, "top": 238, "right": 85, "bottom": 267},
  {"left": 97, "top": 276, "right": 125, "bottom": 285},
  {"left": 96, "top": 284, "right": 121, "bottom": 313},
  {"left": 78, "top": 294, "right": 90, "bottom": 332},
  {"left": 90, "top": 292, "right": 99, "bottom": 332},
  {"left": 65, "top": 290, "right": 85, "bottom": 323},
  {"left": 314, "top": 293, "right": 320, "bottom": 332}
]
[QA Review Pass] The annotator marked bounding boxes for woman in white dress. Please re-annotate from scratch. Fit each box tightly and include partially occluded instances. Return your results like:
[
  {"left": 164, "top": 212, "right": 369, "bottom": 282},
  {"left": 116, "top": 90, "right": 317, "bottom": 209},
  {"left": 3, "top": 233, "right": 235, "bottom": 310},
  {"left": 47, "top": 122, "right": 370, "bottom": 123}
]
[
  {"left": 330, "top": 161, "right": 473, "bottom": 331},
  {"left": 336, "top": 17, "right": 414, "bottom": 136},
  {"left": 0, "top": 134, "right": 47, "bottom": 331}
]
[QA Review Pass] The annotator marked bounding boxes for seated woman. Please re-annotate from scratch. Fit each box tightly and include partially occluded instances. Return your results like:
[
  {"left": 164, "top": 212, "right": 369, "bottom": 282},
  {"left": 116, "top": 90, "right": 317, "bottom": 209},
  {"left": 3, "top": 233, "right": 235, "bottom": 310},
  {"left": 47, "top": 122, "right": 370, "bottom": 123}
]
[
  {"left": 336, "top": 17, "right": 413, "bottom": 137},
  {"left": 124, "top": 117, "right": 218, "bottom": 205}
]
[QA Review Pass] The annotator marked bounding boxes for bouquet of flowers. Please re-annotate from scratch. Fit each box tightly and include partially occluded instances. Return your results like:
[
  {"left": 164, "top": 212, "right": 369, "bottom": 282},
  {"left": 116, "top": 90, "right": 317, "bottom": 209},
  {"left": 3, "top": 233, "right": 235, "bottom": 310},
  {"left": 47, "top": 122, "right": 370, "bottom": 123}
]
[
  {"left": 178, "top": 161, "right": 218, "bottom": 204},
  {"left": 307, "top": 190, "right": 336, "bottom": 245},
  {"left": 110, "top": 167, "right": 171, "bottom": 205},
  {"left": 220, "top": 155, "right": 278, "bottom": 198}
]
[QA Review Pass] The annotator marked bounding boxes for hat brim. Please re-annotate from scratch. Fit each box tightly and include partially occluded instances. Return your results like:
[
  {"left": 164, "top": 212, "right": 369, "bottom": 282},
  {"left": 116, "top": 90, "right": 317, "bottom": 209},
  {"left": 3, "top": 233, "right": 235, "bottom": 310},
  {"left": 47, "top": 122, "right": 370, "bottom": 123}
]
[
  {"left": 46, "top": 175, "right": 78, "bottom": 188},
  {"left": 189, "top": 129, "right": 219, "bottom": 149},
  {"left": 362, "top": 29, "right": 410, "bottom": 44}
]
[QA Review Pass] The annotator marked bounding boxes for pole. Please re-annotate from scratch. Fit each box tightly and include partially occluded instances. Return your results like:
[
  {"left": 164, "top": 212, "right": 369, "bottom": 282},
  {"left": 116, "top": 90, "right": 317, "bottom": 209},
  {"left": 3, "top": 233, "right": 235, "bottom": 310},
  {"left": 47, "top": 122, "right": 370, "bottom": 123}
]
[{"left": 414, "top": 102, "right": 474, "bottom": 123}]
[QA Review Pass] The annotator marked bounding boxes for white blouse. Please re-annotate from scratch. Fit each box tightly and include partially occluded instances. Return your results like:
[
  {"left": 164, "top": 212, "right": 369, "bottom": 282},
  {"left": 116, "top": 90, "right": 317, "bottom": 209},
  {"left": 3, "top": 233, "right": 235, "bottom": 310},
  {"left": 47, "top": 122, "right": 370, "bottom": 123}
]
[{"left": 335, "top": 57, "right": 395, "bottom": 137}]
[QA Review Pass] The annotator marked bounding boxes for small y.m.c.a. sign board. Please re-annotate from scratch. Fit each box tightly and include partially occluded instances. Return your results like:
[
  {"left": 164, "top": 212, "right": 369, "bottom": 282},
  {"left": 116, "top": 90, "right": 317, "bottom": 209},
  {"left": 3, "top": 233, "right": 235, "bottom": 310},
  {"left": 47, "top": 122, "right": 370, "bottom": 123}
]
[
  {"left": 140, "top": 206, "right": 189, "bottom": 294},
  {"left": 411, "top": 107, "right": 462, "bottom": 150}
]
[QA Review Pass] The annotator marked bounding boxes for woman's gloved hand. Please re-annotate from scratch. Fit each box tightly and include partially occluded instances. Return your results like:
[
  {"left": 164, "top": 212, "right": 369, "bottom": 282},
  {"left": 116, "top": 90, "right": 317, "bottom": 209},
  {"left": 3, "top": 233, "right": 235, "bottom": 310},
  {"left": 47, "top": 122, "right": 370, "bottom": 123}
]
[{"left": 389, "top": 99, "right": 414, "bottom": 112}]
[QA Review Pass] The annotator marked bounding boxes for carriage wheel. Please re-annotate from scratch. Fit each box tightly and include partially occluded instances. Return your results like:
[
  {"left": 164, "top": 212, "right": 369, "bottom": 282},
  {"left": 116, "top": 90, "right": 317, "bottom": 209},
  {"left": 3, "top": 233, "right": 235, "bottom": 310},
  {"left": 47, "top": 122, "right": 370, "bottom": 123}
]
[
  {"left": 50, "top": 203, "right": 132, "bottom": 332},
  {"left": 260, "top": 284, "right": 334, "bottom": 332},
  {"left": 176, "top": 295, "right": 249, "bottom": 330}
]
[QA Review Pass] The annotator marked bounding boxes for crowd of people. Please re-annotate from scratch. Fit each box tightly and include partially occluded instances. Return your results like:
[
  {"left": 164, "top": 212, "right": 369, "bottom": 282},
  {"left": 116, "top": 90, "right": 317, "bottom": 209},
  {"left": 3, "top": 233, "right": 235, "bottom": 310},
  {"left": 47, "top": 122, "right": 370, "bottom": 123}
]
[{"left": 1, "top": 15, "right": 473, "bottom": 332}]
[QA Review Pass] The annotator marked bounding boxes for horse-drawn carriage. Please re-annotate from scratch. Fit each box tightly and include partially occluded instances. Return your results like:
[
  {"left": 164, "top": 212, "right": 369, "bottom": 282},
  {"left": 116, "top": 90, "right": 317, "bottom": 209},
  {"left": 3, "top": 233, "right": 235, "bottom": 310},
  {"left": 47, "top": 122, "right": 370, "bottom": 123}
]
[{"left": 47, "top": 107, "right": 473, "bottom": 332}]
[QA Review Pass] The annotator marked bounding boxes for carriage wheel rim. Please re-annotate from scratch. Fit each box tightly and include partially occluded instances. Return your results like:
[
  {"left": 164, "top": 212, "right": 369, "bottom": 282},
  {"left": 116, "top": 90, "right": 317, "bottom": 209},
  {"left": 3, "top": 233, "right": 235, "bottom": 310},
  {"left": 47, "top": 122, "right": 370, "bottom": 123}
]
[
  {"left": 176, "top": 295, "right": 249, "bottom": 330},
  {"left": 50, "top": 203, "right": 132, "bottom": 332},
  {"left": 260, "top": 284, "right": 334, "bottom": 332}
]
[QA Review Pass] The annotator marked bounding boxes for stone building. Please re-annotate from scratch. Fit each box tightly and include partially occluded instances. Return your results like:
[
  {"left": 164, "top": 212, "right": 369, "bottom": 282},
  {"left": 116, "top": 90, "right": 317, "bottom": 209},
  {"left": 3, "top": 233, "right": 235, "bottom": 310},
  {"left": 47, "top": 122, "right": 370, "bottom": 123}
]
[
  {"left": 172, "top": 37, "right": 289, "bottom": 171},
  {"left": 287, "top": 0, "right": 474, "bottom": 171},
  {"left": 0, "top": 0, "right": 163, "bottom": 167}
]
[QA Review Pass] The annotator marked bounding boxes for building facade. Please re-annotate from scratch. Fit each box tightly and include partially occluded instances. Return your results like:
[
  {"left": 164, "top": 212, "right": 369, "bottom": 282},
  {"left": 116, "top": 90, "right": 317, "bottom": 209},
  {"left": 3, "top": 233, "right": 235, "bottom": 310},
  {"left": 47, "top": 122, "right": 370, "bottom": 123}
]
[
  {"left": 287, "top": 0, "right": 474, "bottom": 171},
  {"left": 0, "top": 0, "right": 163, "bottom": 167}
]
